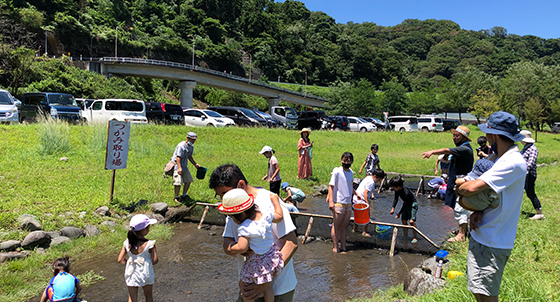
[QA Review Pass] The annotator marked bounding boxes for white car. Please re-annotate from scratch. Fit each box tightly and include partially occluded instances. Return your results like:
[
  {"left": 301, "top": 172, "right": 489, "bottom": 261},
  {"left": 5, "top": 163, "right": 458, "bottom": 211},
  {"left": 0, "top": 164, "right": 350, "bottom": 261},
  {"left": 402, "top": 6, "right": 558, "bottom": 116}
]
[
  {"left": 388, "top": 115, "right": 419, "bottom": 132},
  {"left": 0, "top": 89, "right": 19, "bottom": 124},
  {"left": 418, "top": 116, "right": 444, "bottom": 132},
  {"left": 347, "top": 116, "right": 377, "bottom": 132},
  {"left": 183, "top": 109, "right": 235, "bottom": 127}
]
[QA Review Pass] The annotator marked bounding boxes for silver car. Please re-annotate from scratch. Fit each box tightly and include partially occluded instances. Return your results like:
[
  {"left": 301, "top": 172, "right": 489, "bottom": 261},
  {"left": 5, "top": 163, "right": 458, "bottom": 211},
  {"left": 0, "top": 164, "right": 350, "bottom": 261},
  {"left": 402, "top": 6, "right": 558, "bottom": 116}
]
[
  {"left": 551, "top": 122, "right": 560, "bottom": 133},
  {"left": 0, "top": 89, "right": 19, "bottom": 124}
]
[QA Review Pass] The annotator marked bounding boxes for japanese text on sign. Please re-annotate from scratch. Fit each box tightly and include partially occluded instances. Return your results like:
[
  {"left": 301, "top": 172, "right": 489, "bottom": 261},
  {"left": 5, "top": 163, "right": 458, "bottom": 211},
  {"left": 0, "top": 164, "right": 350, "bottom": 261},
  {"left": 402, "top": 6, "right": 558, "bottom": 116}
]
[{"left": 105, "top": 120, "right": 131, "bottom": 170}]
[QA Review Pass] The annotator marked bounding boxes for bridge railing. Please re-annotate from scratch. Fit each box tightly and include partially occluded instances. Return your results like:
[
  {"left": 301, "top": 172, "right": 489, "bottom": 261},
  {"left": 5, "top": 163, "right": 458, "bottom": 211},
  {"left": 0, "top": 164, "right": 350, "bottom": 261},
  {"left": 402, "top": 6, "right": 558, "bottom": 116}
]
[{"left": 99, "top": 57, "right": 328, "bottom": 103}]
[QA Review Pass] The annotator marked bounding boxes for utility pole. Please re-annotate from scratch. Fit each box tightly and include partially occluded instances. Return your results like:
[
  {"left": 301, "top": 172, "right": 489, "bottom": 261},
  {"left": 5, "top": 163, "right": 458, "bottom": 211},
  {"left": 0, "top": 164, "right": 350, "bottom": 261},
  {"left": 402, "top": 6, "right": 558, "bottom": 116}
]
[
  {"left": 115, "top": 26, "right": 119, "bottom": 58},
  {"left": 189, "top": 35, "right": 195, "bottom": 69},
  {"left": 44, "top": 26, "right": 49, "bottom": 56}
]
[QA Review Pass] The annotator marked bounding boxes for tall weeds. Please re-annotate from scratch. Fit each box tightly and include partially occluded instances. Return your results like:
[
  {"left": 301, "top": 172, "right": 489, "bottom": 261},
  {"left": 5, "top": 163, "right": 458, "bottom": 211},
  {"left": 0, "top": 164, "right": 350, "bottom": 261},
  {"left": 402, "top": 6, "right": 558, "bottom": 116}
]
[{"left": 37, "top": 115, "right": 71, "bottom": 155}]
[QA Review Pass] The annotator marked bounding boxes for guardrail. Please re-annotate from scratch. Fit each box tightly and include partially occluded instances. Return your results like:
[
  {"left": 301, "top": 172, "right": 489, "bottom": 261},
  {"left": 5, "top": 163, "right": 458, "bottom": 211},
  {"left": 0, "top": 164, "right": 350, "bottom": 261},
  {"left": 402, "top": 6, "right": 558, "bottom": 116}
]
[{"left": 98, "top": 57, "right": 328, "bottom": 103}]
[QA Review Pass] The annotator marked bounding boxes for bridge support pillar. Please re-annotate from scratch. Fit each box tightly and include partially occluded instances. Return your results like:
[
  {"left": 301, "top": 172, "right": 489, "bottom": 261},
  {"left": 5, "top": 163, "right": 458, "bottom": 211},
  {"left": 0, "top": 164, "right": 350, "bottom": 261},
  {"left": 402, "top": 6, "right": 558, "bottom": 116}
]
[
  {"left": 267, "top": 97, "right": 281, "bottom": 113},
  {"left": 179, "top": 81, "right": 197, "bottom": 108}
]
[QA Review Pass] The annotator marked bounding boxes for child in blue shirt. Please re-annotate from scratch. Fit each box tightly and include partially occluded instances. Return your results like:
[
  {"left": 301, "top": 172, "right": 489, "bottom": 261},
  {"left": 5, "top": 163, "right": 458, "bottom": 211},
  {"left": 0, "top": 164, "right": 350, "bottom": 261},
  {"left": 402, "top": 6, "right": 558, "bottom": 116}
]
[{"left": 40, "top": 256, "right": 82, "bottom": 302}]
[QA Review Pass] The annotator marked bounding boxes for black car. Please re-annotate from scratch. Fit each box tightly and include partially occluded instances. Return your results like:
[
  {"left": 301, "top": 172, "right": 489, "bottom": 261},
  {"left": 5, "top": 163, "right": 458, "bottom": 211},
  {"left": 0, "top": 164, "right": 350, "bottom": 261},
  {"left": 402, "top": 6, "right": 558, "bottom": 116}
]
[
  {"left": 361, "top": 117, "right": 389, "bottom": 131},
  {"left": 253, "top": 110, "right": 283, "bottom": 128},
  {"left": 144, "top": 102, "right": 166, "bottom": 124},
  {"left": 297, "top": 110, "right": 326, "bottom": 130},
  {"left": 324, "top": 116, "right": 350, "bottom": 131},
  {"left": 145, "top": 102, "right": 184, "bottom": 125},
  {"left": 207, "top": 106, "right": 267, "bottom": 127},
  {"left": 442, "top": 119, "right": 462, "bottom": 131}
]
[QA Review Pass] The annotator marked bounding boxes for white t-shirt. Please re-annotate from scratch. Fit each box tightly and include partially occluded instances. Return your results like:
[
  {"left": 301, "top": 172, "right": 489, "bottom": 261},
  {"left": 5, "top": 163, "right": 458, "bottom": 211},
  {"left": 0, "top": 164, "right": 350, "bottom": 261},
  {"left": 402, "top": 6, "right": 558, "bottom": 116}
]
[
  {"left": 353, "top": 176, "right": 375, "bottom": 203},
  {"left": 238, "top": 211, "right": 274, "bottom": 255},
  {"left": 329, "top": 167, "right": 354, "bottom": 204},
  {"left": 471, "top": 145, "right": 527, "bottom": 249},
  {"left": 223, "top": 189, "right": 297, "bottom": 295}
]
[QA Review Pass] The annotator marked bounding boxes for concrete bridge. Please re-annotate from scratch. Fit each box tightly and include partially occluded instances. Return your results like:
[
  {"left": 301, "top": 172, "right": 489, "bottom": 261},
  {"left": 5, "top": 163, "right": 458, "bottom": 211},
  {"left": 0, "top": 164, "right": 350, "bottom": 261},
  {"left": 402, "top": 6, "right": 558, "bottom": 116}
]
[{"left": 88, "top": 57, "right": 328, "bottom": 110}]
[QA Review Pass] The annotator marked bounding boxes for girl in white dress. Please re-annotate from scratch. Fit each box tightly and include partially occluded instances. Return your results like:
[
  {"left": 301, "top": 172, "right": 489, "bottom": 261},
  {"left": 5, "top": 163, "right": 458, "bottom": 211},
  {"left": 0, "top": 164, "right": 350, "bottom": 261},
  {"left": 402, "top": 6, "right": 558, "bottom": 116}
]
[
  {"left": 219, "top": 188, "right": 284, "bottom": 302},
  {"left": 118, "top": 214, "right": 159, "bottom": 302}
]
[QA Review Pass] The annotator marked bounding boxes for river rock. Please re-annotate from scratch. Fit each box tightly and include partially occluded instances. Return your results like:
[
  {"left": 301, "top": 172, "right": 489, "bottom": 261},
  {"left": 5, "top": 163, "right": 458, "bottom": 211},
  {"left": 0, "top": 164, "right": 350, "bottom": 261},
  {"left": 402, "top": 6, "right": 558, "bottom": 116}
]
[
  {"left": 404, "top": 267, "right": 446, "bottom": 296},
  {"left": 0, "top": 251, "right": 30, "bottom": 263},
  {"left": 421, "top": 256, "right": 450, "bottom": 275},
  {"left": 136, "top": 199, "right": 148, "bottom": 207},
  {"left": 101, "top": 221, "right": 118, "bottom": 228},
  {"left": 84, "top": 225, "right": 100, "bottom": 237},
  {"left": 149, "top": 213, "right": 164, "bottom": 223},
  {"left": 21, "top": 231, "right": 51, "bottom": 250},
  {"left": 47, "top": 231, "right": 61, "bottom": 238},
  {"left": 60, "top": 227, "right": 85, "bottom": 239},
  {"left": 60, "top": 157, "right": 68, "bottom": 162},
  {"left": 151, "top": 203, "right": 168, "bottom": 215},
  {"left": 95, "top": 206, "right": 110, "bottom": 216},
  {"left": 50, "top": 236, "right": 71, "bottom": 246},
  {"left": 313, "top": 184, "right": 329, "bottom": 196},
  {"left": 0, "top": 240, "right": 21, "bottom": 252},
  {"left": 17, "top": 214, "right": 42, "bottom": 231}
]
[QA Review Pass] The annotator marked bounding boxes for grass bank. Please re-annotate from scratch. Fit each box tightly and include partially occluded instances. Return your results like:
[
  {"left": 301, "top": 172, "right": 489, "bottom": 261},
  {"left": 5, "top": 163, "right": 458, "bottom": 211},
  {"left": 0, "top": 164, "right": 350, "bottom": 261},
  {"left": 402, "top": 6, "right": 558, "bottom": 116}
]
[{"left": 1, "top": 123, "right": 559, "bottom": 301}]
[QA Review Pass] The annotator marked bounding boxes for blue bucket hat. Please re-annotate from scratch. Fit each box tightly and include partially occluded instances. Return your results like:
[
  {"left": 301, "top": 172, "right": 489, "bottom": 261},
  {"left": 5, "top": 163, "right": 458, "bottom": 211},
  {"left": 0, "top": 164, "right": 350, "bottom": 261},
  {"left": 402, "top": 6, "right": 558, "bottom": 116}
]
[
  {"left": 467, "top": 158, "right": 494, "bottom": 179},
  {"left": 281, "top": 182, "right": 289, "bottom": 190},
  {"left": 478, "top": 111, "right": 525, "bottom": 142}
]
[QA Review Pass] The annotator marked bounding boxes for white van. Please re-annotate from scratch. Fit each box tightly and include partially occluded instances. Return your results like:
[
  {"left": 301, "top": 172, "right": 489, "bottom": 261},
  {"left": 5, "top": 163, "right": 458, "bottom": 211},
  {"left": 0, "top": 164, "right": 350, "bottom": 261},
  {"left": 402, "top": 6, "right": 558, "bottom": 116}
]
[
  {"left": 83, "top": 99, "right": 148, "bottom": 124},
  {"left": 388, "top": 115, "right": 419, "bottom": 132}
]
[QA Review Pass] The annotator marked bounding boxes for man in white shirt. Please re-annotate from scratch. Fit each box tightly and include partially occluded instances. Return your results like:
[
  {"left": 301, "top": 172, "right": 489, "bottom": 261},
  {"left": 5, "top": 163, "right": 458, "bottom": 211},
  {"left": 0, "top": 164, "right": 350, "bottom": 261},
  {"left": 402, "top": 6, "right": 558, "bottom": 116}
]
[
  {"left": 456, "top": 111, "right": 527, "bottom": 302},
  {"left": 210, "top": 164, "right": 298, "bottom": 302}
]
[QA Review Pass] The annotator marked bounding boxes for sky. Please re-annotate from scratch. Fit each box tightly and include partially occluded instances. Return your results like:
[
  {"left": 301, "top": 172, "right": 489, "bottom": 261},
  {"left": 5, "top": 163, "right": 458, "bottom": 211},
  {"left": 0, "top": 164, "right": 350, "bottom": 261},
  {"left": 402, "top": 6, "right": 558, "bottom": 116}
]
[{"left": 278, "top": 0, "right": 560, "bottom": 39}]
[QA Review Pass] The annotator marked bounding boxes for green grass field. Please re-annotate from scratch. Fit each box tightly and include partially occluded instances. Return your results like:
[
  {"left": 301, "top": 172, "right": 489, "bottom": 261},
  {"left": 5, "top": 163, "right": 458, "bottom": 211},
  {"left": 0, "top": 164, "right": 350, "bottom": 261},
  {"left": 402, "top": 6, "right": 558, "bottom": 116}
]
[{"left": 1, "top": 123, "right": 559, "bottom": 301}]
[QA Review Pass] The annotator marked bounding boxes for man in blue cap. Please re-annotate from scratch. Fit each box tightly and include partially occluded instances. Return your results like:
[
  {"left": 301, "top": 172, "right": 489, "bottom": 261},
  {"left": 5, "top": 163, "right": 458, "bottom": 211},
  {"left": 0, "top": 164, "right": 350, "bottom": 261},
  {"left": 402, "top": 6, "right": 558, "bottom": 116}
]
[{"left": 456, "top": 111, "right": 527, "bottom": 302}]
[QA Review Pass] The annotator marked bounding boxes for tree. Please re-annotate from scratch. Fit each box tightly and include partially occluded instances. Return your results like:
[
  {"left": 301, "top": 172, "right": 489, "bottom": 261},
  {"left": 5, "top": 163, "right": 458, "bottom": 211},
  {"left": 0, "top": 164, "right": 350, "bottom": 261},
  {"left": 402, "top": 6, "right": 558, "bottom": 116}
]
[
  {"left": 524, "top": 97, "right": 545, "bottom": 134},
  {"left": 380, "top": 77, "right": 407, "bottom": 116},
  {"left": 469, "top": 89, "right": 500, "bottom": 123},
  {"left": 449, "top": 68, "right": 497, "bottom": 122}
]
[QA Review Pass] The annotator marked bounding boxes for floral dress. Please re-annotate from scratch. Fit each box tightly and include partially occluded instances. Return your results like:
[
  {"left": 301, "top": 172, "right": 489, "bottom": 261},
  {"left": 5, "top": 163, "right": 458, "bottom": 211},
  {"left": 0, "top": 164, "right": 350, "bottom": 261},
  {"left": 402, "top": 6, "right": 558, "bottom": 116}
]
[
  {"left": 238, "top": 211, "right": 284, "bottom": 285},
  {"left": 124, "top": 240, "right": 156, "bottom": 287}
]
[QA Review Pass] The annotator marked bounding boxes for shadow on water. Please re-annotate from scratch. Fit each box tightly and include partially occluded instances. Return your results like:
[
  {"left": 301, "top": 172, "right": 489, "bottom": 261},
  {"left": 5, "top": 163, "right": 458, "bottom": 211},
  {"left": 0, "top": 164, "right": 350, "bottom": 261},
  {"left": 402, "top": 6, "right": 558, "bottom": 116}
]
[{"left": 28, "top": 183, "right": 457, "bottom": 302}]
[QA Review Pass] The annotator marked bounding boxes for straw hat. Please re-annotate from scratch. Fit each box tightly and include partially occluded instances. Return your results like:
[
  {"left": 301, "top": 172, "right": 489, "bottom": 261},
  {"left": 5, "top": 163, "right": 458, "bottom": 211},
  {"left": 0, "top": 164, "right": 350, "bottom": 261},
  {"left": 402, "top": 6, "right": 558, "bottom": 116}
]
[
  {"left": 217, "top": 188, "right": 254, "bottom": 215},
  {"left": 520, "top": 130, "right": 535, "bottom": 143},
  {"left": 450, "top": 125, "right": 471, "bottom": 141},
  {"left": 300, "top": 128, "right": 311, "bottom": 135}
]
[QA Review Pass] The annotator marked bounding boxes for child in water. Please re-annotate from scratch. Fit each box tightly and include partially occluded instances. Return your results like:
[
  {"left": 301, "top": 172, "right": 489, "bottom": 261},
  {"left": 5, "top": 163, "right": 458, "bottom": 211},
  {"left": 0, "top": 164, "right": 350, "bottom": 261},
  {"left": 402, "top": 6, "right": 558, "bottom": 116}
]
[
  {"left": 281, "top": 182, "right": 306, "bottom": 208},
  {"left": 118, "top": 214, "right": 159, "bottom": 302},
  {"left": 219, "top": 188, "right": 284, "bottom": 302},
  {"left": 389, "top": 176, "right": 419, "bottom": 243},
  {"left": 40, "top": 256, "right": 82, "bottom": 302}
]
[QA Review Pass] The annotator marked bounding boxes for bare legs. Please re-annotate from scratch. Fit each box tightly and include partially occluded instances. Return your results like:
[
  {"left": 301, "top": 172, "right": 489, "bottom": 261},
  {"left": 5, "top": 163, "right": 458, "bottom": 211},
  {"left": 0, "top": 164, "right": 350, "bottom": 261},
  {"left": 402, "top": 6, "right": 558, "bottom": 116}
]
[{"left": 332, "top": 209, "right": 352, "bottom": 253}]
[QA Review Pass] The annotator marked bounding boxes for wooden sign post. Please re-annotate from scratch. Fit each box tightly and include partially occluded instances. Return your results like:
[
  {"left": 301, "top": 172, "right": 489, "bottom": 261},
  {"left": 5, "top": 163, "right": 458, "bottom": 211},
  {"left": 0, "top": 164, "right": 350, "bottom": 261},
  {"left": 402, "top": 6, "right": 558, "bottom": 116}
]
[{"left": 105, "top": 120, "right": 131, "bottom": 202}]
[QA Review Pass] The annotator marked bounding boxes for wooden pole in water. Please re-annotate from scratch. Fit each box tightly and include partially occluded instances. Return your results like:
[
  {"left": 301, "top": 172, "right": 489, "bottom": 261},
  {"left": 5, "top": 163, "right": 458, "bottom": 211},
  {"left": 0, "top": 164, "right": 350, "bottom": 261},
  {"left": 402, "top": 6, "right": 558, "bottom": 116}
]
[
  {"left": 378, "top": 176, "right": 386, "bottom": 194},
  {"left": 302, "top": 217, "right": 314, "bottom": 244},
  {"left": 416, "top": 176, "right": 424, "bottom": 196},
  {"left": 197, "top": 206, "right": 209, "bottom": 229},
  {"left": 389, "top": 226, "right": 399, "bottom": 257}
]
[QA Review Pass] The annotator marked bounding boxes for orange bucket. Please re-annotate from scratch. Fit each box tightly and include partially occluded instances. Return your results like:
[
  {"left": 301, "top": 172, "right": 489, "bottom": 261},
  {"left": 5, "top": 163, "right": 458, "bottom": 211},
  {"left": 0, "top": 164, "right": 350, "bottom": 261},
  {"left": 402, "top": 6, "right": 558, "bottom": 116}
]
[{"left": 352, "top": 202, "right": 370, "bottom": 225}]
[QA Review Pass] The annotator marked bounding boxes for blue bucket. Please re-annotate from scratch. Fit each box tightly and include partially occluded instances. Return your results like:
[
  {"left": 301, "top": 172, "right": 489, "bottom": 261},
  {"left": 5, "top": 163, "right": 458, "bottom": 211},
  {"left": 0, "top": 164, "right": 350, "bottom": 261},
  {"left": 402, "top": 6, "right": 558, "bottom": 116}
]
[{"left": 375, "top": 225, "right": 392, "bottom": 240}]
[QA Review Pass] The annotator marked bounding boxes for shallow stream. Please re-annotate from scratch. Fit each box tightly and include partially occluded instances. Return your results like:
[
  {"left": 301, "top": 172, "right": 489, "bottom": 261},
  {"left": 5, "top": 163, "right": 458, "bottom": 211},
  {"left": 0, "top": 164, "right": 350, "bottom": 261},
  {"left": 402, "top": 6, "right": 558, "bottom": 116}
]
[{"left": 29, "top": 185, "right": 457, "bottom": 302}]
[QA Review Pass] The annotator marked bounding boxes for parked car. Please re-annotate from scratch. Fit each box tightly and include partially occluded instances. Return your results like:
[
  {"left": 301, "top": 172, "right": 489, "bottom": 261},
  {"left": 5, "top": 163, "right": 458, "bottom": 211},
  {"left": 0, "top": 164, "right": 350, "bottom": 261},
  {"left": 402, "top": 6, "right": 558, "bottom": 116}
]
[
  {"left": 20, "top": 92, "right": 82, "bottom": 124},
  {"left": 418, "top": 116, "right": 444, "bottom": 132},
  {"left": 82, "top": 99, "right": 148, "bottom": 124},
  {"left": 550, "top": 122, "right": 560, "bottom": 133},
  {"left": 144, "top": 102, "right": 184, "bottom": 125},
  {"left": 442, "top": 119, "right": 462, "bottom": 131},
  {"left": 183, "top": 109, "right": 235, "bottom": 127},
  {"left": 347, "top": 116, "right": 377, "bottom": 132},
  {"left": 361, "top": 117, "right": 388, "bottom": 131},
  {"left": 75, "top": 98, "right": 95, "bottom": 110},
  {"left": 323, "top": 116, "right": 350, "bottom": 131},
  {"left": 253, "top": 110, "right": 283, "bottom": 128},
  {"left": 270, "top": 106, "right": 298, "bottom": 129},
  {"left": 207, "top": 106, "right": 266, "bottom": 127},
  {"left": 0, "top": 89, "right": 19, "bottom": 124},
  {"left": 297, "top": 110, "right": 326, "bottom": 130},
  {"left": 144, "top": 102, "right": 166, "bottom": 124},
  {"left": 388, "top": 115, "right": 419, "bottom": 132}
]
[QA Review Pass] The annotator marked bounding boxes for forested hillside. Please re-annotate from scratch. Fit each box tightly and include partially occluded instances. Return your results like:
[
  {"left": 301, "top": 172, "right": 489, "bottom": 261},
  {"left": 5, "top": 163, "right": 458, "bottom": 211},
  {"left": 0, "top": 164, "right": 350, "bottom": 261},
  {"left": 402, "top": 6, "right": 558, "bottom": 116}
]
[{"left": 2, "top": 0, "right": 560, "bottom": 127}]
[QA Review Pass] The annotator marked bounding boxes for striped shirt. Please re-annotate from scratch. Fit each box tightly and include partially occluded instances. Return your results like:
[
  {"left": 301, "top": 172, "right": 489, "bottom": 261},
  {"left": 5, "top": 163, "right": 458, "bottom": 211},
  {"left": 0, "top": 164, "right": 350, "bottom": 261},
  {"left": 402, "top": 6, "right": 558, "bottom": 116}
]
[{"left": 521, "top": 143, "right": 538, "bottom": 177}]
